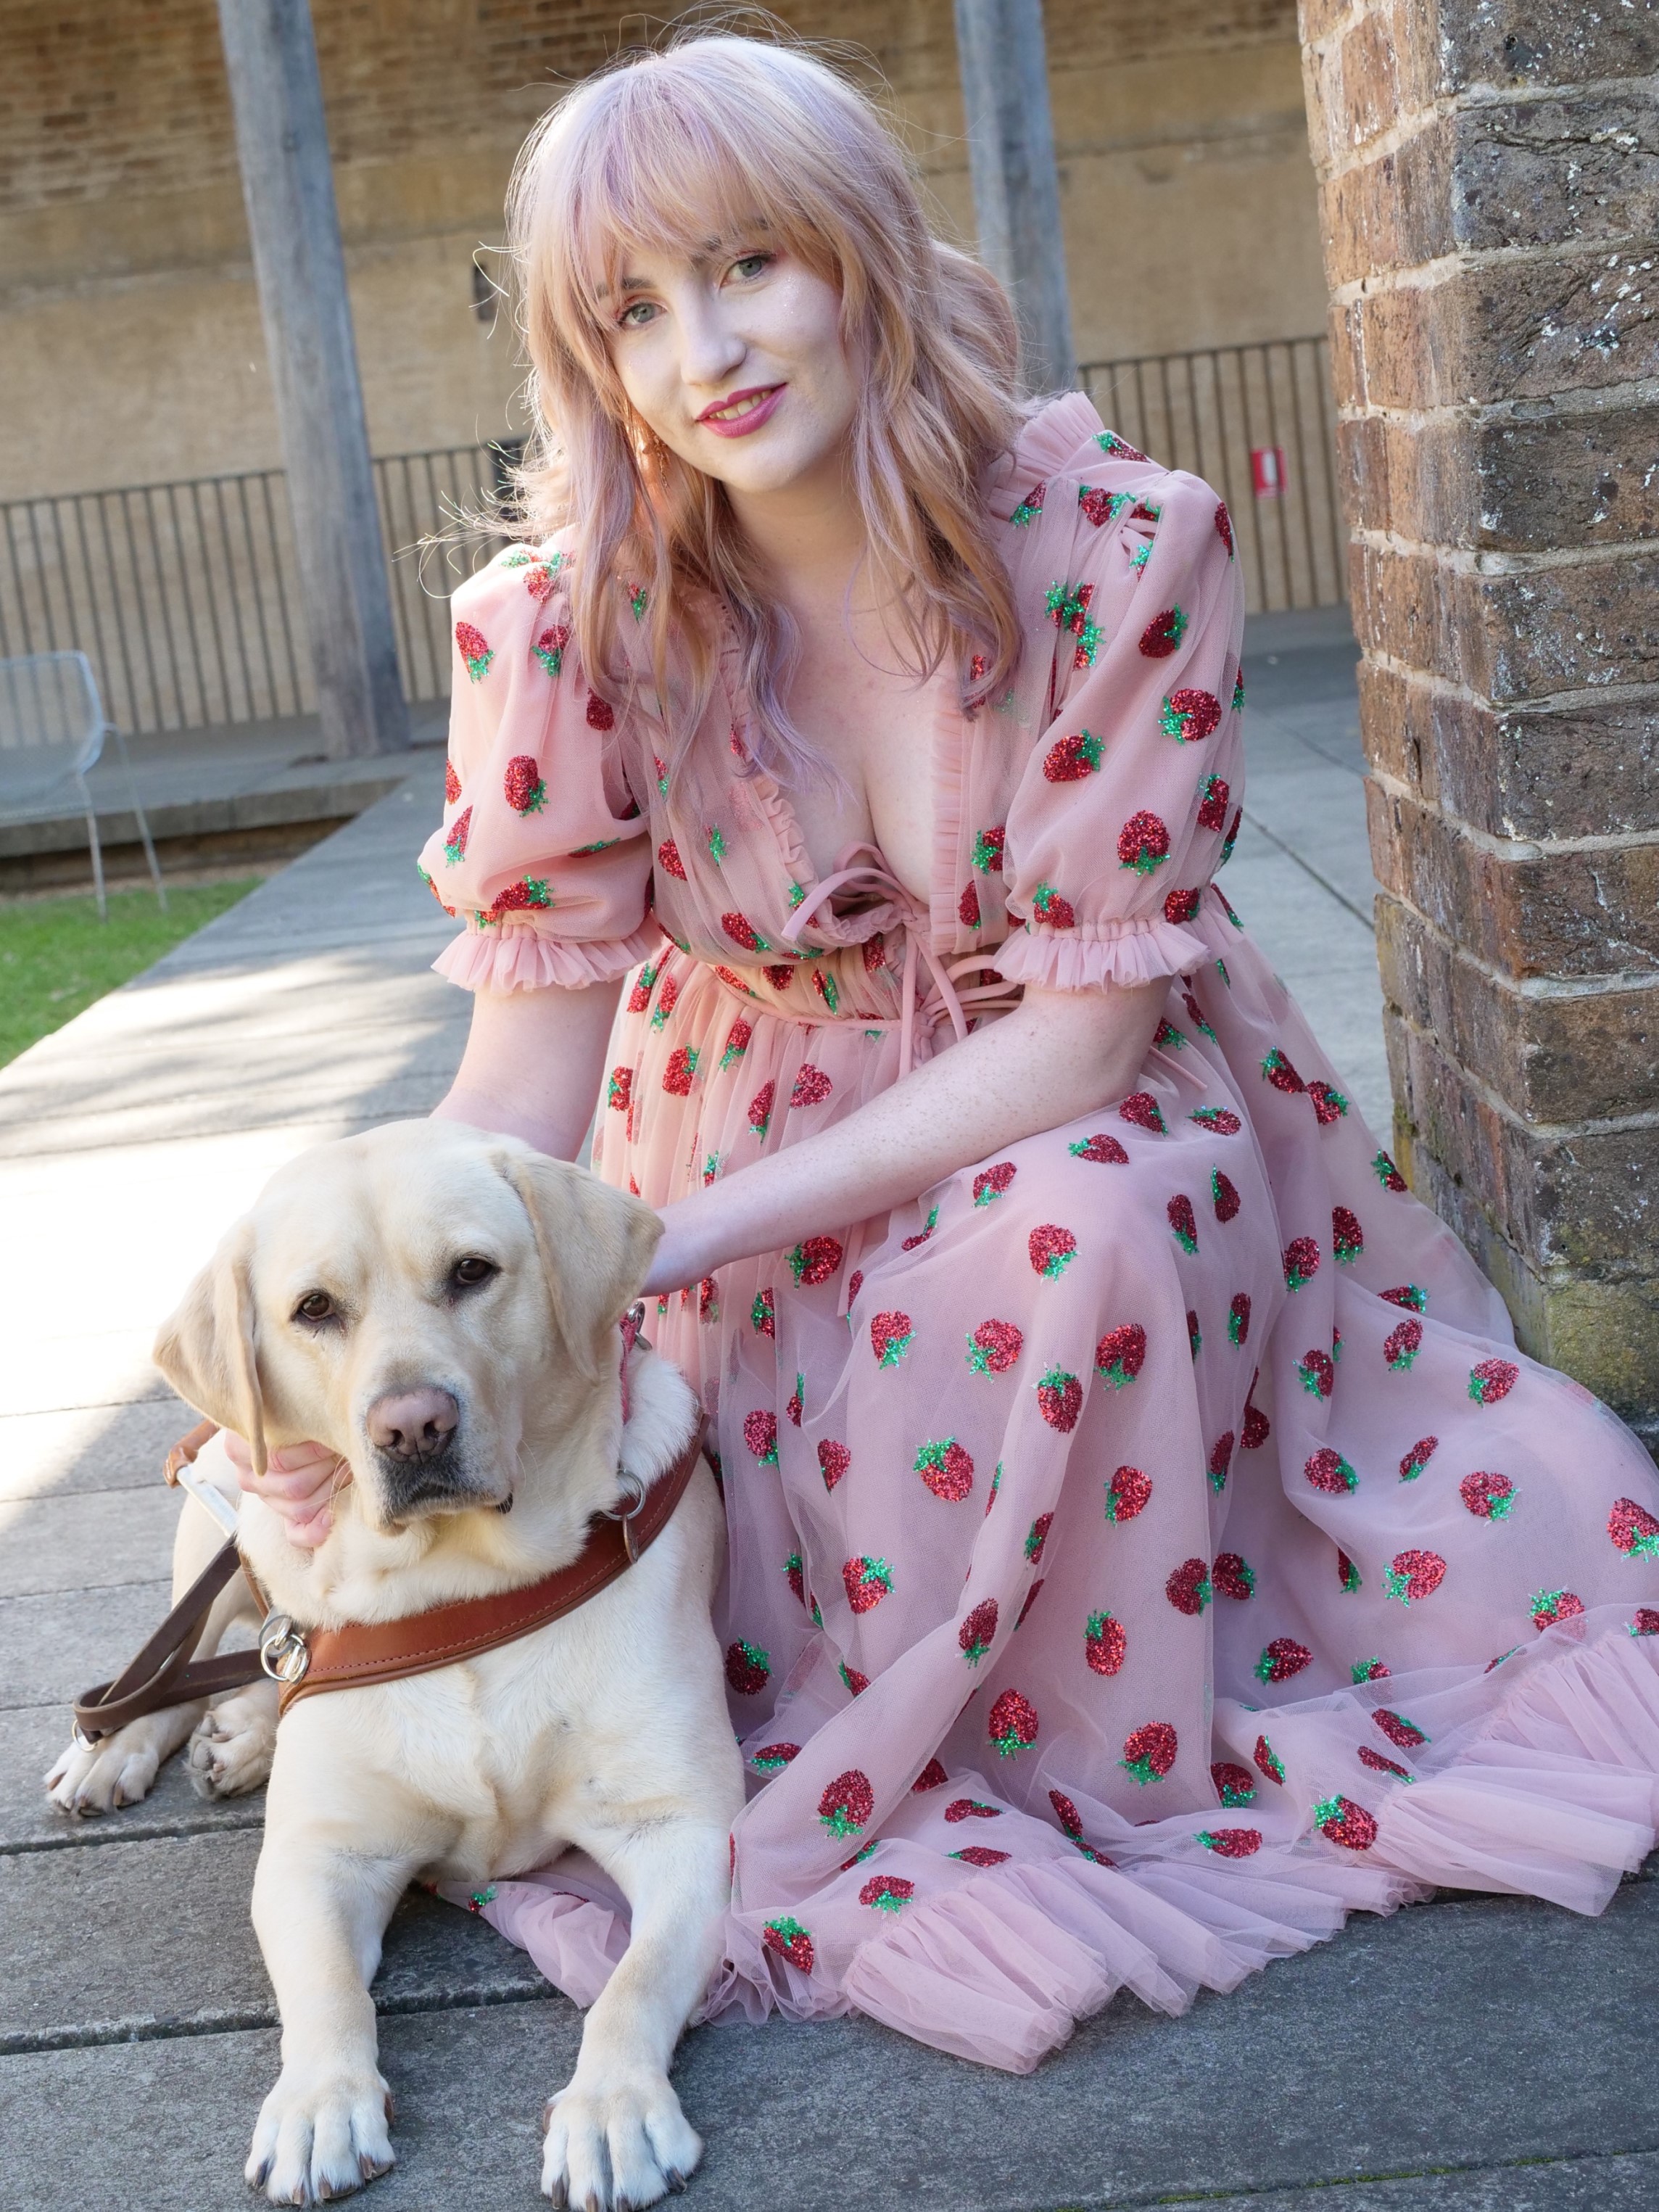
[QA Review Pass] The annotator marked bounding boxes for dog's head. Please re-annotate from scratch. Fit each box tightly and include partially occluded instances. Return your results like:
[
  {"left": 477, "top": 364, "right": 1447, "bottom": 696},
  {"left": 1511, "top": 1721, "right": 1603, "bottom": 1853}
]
[{"left": 153, "top": 1120, "right": 661, "bottom": 1532}]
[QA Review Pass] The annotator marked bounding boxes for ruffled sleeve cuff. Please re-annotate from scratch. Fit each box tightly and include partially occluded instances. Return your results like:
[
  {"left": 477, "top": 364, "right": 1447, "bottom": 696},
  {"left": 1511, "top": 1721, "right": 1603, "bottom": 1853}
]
[
  {"left": 433, "top": 920, "right": 666, "bottom": 994},
  {"left": 991, "top": 915, "right": 1207, "bottom": 991}
]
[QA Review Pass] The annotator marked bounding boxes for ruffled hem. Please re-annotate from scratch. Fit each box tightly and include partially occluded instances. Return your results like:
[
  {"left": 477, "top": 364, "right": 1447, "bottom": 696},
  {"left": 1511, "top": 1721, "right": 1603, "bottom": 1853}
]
[
  {"left": 432, "top": 920, "right": 666, "bottom": 994},
  {"left": 456, "top": 1613, "right": 1659, "bottom": 2073},
  {"left": 991, "top": 915, "right": 1209, "bottom": 991}
]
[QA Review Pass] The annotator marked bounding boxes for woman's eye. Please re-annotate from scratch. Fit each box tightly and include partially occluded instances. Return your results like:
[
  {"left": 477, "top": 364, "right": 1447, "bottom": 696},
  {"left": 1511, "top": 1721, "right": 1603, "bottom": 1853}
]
[
  {"left": 730, "top": 253, "right": 771, "bottom": 281},
  {"left": 617, "top": 300, "right": 656, "bottom": 329},
  {"left": 294, "top": 1291, "right": 334, "bottom": 1324},
  {"left": 452, "top": 1256, "right": 497, "bottom": 1289}
]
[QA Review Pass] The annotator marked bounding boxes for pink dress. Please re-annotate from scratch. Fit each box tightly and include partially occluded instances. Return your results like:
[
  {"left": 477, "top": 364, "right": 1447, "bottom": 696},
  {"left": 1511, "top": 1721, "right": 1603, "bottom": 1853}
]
[{"left": 419, "top": 392, "right": 1659, "bottom": 2071}]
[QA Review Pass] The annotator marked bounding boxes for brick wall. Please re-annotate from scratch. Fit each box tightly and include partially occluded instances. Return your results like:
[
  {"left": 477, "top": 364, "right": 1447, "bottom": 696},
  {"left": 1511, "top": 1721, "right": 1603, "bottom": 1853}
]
[{"left": 1299, "top": 0, "right": 1659, "bottom": 1439}]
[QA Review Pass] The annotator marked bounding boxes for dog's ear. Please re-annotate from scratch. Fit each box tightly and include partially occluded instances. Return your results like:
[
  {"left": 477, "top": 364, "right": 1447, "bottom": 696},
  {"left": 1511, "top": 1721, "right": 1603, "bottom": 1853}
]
[
  {"left": 500, "top": 1152, "right": 663, "bottom": 1384},
  {"left": 152, "top": 1218, "right": 268, "bottom": 1475}
]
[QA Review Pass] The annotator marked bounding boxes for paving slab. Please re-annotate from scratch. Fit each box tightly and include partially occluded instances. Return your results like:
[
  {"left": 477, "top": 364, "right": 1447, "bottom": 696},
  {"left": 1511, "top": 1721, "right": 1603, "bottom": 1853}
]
[
  {"left": 0, "top": 1579, "right": 170, "bottom": 1711},
  {"left": 0, "top": 1482, "right": 178, "bottom": 1599},
  {"left": 2, "top": 1878, "right": 1656, "bottom": 2211},
  {"left": 0, "top": 1397, "right": 202, "bottom": 1506},
  {"left": 0, "top": 1702, "right": 264, "bottom": 1857}
]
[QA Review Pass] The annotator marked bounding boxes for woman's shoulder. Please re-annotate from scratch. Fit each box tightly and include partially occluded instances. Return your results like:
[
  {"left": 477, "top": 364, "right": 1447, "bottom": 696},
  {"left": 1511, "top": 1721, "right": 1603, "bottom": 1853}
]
[
  {"left": 993, "top": 393, "right": 1218, "bottom": 527},
  {"left": 451, "top": 528, "right": 579, "bottom": 629}
]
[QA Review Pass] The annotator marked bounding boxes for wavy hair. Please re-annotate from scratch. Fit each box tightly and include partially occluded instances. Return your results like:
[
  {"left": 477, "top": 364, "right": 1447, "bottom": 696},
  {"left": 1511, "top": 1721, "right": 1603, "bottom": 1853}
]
[{"left": 505, "top": 30, "right": 1027, "bottom": 785}]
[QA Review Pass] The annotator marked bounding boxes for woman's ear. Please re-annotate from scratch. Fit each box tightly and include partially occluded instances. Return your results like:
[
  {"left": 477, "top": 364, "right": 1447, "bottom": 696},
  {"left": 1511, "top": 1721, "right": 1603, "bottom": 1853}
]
[
  {"left": 152, "top": 1219, "right": 268, "bottom": 1475},
  {"left": 500, "top": 1150, "right": 663, "bottom": 1384}
]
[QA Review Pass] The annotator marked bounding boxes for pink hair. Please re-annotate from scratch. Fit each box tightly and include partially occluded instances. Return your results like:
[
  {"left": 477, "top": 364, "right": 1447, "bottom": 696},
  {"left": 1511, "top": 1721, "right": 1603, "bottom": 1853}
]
[{"left": 505, "top": 30, "right": 1026, "bottom": 785}]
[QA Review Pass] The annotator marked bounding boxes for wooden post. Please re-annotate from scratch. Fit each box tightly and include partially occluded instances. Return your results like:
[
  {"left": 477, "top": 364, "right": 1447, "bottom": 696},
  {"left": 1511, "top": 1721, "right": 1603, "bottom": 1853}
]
[
  {"left": 951, "top": 0, "right": 1075, "bottom": 392},
  {"left": 215, "top": 0, "right": 407, "bottom": 758}
]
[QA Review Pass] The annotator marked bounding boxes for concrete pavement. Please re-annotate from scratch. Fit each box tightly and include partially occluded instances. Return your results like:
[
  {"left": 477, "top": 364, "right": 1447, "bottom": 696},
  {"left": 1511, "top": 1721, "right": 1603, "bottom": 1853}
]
[{"left": 4, "top": 614, "right": 1652, "bottom": 2212}]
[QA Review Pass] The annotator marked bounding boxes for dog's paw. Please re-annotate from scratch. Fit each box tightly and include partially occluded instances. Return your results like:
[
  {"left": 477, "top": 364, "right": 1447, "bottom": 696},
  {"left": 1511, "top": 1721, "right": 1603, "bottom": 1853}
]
[
  {"left": 541, "top": 2071, "right": 701, "bottom": 2208},
  {"left": 46, "top": 1723, "right": 165, "bottom": 1815},
  {"left": 247, "top": 2066, "right": 394, "bottom": 2205},
  {"left": 187, "top": 1688, "right": 276, "bottom": 1799}
]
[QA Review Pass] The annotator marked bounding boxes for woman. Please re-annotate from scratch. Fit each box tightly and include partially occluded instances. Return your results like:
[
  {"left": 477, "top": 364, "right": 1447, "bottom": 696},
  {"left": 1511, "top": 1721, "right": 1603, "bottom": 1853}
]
[{"left": 242, "top": 35, "right": 1659, "bottom": 2070}]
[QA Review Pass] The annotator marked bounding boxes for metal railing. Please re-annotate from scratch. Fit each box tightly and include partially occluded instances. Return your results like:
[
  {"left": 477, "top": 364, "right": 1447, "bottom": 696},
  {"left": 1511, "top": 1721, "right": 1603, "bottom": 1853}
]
[
  {"left": 1080, "top": 336, "right": 1346, "bottom": 616},
  {"left": 0, "top": 337, "right": 1346, "bottom": 737},
  {"left": 0, "top": 448, "right": 516, "bottom": 737}
]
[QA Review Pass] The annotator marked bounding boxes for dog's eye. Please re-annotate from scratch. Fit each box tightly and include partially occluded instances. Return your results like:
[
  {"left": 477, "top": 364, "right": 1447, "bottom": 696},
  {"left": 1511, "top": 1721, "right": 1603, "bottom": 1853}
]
[
  {"left": 294, "top": 1290, "right": 335, "bottom": 1324},
  {"left": 451, "top": 1256, "right": 497, "bottom": 1290}
]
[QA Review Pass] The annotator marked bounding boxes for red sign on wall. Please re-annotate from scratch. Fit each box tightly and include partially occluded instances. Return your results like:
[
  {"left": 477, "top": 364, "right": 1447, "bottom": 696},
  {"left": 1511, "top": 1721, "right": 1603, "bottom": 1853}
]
[{"left": 1251, "top": 446, "right": 1287, "bottom": 498}]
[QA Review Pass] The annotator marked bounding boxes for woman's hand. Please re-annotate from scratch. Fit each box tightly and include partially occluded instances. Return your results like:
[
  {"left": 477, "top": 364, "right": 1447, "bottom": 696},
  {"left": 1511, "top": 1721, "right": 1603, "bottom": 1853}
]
[{"left": 223, "top": 1430, "right": 347, "bottom": 1551}]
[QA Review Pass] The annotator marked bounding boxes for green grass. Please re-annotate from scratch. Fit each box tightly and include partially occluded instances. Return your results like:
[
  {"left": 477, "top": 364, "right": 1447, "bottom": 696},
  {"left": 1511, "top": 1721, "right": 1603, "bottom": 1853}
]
[{"left": 0, "top": 878, "right": 260, "bottom": 1068}]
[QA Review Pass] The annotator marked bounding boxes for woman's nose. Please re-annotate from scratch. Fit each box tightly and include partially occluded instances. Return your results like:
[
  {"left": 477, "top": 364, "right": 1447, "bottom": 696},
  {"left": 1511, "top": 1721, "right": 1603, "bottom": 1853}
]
[{"left": 678, "top": 302, "right": 747, "bottom": 391}]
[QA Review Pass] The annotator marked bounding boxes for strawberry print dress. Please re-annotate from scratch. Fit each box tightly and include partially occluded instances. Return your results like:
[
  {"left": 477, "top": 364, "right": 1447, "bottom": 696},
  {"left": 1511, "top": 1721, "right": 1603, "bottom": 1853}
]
[{"left": 419, "top": 392, "right": 1659, "bottom": 2071}]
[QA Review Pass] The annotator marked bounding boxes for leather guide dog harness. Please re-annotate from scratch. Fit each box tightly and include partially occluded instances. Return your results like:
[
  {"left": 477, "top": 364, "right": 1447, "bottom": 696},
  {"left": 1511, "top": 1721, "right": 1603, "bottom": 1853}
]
[{"left": 73, "top": 1315, "right": 702, "bottom": 1746}]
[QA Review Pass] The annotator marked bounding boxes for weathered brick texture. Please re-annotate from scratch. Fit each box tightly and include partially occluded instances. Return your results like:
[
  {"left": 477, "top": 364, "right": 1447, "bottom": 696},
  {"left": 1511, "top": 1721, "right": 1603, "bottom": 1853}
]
[{"left": 1299, "top": 0, "right": 1659, "bottom": 1440}]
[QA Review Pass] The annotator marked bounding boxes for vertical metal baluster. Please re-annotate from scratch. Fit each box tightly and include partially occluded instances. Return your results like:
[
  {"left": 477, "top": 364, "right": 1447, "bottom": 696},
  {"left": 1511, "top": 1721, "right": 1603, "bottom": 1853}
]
[{"left": 260, "top": 472, "right": 304, "bottom": 717}]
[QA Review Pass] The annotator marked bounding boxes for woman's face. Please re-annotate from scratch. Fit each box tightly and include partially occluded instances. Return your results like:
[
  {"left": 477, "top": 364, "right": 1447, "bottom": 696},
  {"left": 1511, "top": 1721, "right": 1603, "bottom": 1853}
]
[{"left": 602, "top": 235, "right": 857, "bottom": 502}]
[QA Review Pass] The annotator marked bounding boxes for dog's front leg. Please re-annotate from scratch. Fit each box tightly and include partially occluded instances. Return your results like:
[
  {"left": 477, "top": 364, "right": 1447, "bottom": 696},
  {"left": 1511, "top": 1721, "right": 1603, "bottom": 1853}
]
[
  {"left": 542, "top": 1817, "right": 729, "bottom": 2210},
  {"left": 247, "top": 1836, "right": 415, "bottom": 2205}
]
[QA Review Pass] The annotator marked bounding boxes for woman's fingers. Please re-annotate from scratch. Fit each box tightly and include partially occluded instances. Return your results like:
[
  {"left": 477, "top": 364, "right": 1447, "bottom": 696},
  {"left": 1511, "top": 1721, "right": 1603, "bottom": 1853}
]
[{"left": 219, "top": 1430, "right": 349, "bottom": 1536}]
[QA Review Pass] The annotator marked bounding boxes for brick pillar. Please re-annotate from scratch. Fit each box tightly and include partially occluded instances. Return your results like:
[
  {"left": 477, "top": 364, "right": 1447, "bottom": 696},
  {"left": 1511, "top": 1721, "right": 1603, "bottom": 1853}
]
[{"left": 1298, "top": 0, "right": 1659, "bottom": 1449}]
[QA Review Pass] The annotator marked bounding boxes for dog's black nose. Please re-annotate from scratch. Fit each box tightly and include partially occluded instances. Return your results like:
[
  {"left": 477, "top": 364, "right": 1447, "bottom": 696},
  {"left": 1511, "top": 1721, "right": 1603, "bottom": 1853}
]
[{"left": 366, "top": 1388, "right": 459, "bottom": 1462}]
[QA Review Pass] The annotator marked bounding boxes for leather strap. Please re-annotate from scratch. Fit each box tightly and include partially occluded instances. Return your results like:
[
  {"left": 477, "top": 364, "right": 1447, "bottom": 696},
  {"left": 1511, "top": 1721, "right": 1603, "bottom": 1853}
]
[
  {"left": 272, "top": 1428, "right": 703, "bottom": 1714},
  {"left": 72, "top": 1541, "right": 266, "bottom": 1744}
]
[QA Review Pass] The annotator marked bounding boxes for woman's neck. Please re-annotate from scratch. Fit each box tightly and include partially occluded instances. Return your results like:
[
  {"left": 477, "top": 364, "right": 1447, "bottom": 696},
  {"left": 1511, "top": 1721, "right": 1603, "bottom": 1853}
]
[{"left": 724, "top": 448, "right": 872, "bottom": 627}]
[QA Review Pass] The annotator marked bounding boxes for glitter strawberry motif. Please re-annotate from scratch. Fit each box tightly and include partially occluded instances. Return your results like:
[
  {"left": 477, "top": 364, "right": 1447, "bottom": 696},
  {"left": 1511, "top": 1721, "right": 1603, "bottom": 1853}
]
[
  {"left": 1079, "top": 484, "right": 1128, "bottom": 527},
  {"left": 1188, "top": 1305, "right": 1203, "bottom": 1353},
  {"left": 751, "top": 1742, "right": 798, "bottom": 1775},
  {"left": 1373, "top": 1709, "right": 1428, "bottom": 1751},
  {"left": 1213, "top": 1552, "right": 1255, "bottom": 1601},
  {"left": 1468, "top": 1358, "right": 1518, "bottom": 1405},
  {"left": 626, "top": 960, "right": 660, "bottom": 1015},
  {"left": 1460, "top": 1469, "right": 1516, "bottom": 1521},
  {"left": 720, "top": 1019, "right": 753, "bottom": 1072},
  {"left": 1095, "top": 1322, "right": 1146, "bottom": 1389},
  {"left": 783, "top": 1551, "right": 805, "bottom": 1605},
  {"left": 742, "top": 1411, "right": 778, "bottom": 1467},
  {"left": 656, "top": 837, "right": 687, "bottom": 880},
  {"left": 1531, "top": 1587, "right": 1585, "bottom": 1630},
  {"left": 722, "top": 911, "right": 771, "bottom": 953},
  {"left": 839, "top": 1663, "right": 869, "bottom": 1696},
  {"left": 1305, "top": 1448, "right": 1358, "bottom": 1495},
  {"left": 951, "top": 1846, "right": 1011, "bottom": 1867},
  {"left": 1070, "top": 1131, "right": 1130, "bottom": 1164},
  {"left": 1197, "top": 1828, "right": 1262, "bottom": 1858},
  {"left": 1373, "top": 1150, "right": 1408, "bottom": 1192},
  {"left": 790, "top": 1064, "right": 833, "bottom": 1108},
  {"left": 1358, "top": 1746, "right": 1411, "bottom": 1780},
  {"left": 1031, "top": 883, "right": 1076, "bottom": 928},
  {"left": 1331, "top": 1206, "right": 1365, "bottom": 1264},
  {"left": 1396, "top": 1435, "right": 1437, "bottom": 1486},
  {"left": 967, "top": 1318, "right": 1023, "bottom": 1374},
  {"left": 958, "top": 882, "right": 981, "bottom": 928},
  {"left": 860, "top": 1876, "right": 914, "bottom": 1914},
  {"left": 1166, "top": 1557, "right": 1212, "bottom": 1617},
  {"left": 871, "top": 1311, "right": 914, "bottom": 1367},
  {"left": 789, "top": 1235, "right": 843, "bottom": 1287},
  {"left": 1211, "top": 1169, "right": 1241, "bottom": 1223},
  {"left": 814, "top": 1441, "right": 851, "bottom": 1496},
  {"left": 1228, "top": 1293, "right": 1252, "bottom": 1347},
  {"left": 1255, "top": 1638, "right": 1312, "bottom": 1683},
  {"left": 943, "top": 1797, "right": 1002, "bottom": 1824},
  {"left": 586, "top": 693, "right": 614, "bottom": 731},
  {"left": 1241, "top": 1403, "right": 1270, "bottom": 1450},
  {"left": 1025, "top": 1512, "right": 1054, "bottom": 1563},
  {"left": 606, "top": 1067, "right": 632, "bottom": 1114},
  {"left": 442, "top": 806, "right": 472, "bottom": 865},
  {"left": 1262, "top": 1048, "right": 1306, "bottom": 1095},
  {"left": 533, "top": 622, "right": 568, "bottom": 677},
  {"left": 1283, "top": 1237, "right": 1320, "bottom": 1292},
  {"left": 726, "top": 1640, "right": 771, "bottom": 1694},
  {"left": 1609, "top": 1497, "right": 1659, "bottom": 1559},
  {"left": 662, "top": 1044, "right": 698, "bottom": 1096},
  {"left": 1338, "top": 1548, "right": 1362, "bottom": 1593},
  {"left": 1106, "top": 1465, "right": 1151, "bottom": 1523},
  {"left": 1164, "top": 886, "right": 1201, "bottom": 924},
  {"left": 973, "top": 1160, "right": 1017, "bottom": 1205},
  {"left": 1085, "top": 1609, "right": 1126, "bottom": 1676},
  {"left": 1011, "top": 480, "right": 1046, "bottom": 526},
  {"left": 444, "top": 762, "right": 461, "bottom": 804},
  {"left": 1212, "top": 1761, "right": 1256, "bottom": 1807},
  {"left": 1192, "top": 1106, "right": 1242, "bottom": 1134},
  {"left": 1208, "top": 1432, "right": 1235, "bottom": 1494},
  {"left": 819, "top": 1770, "right": 874, "bottom": 1838},
  {"left": 913, "top": 1759, "right": 948, "bottom": 1793},
  {"left": 648, "top": 973, "right": 680, "bottom": 1031},
  {"left": 1121, "top": 1722, "right": 1177, "bottom": 1784},
  {"left": 1314, "top": 1796, "right": 1378, "bottom": 1850},
  {"left": 1138, "top": 607, "right": 1187, "bottom": 658},
  {"left": 843, "top": 1556, "right": 893, "bottom": 1614},
  {"left": 1254, "top": 1735, "right": 1286, "bottom": 1784},
  {"left": 764, "top": 1917, "right": 814, "bottom": 1972},
  {"left": 972, "top": 825, "right": 1006, "bottom": 872},
  {"left": 1045, "top": 579, "right": 1101, "bottom": 668},
  {"left": 484, "top": 878, "right": 555, "bottom": 921},
  {"left": 1197, "top": 775, "right": 1230, "bottom": 833},
  {"left": 455, "top": 620, "right": 494, "bottom": 681},
  {"left": 1308, "top": 1080, "right": 1349, "bottom": 1125},
  {"left": 1167, "top": 1195, "right": 1199, "bottom": 1255},
  {"left": 1119, "top": 1091, "right": 1167, "bottom": 1134},
  {"left": 959, "top": 1598, "right": 998, "bottom": 1666},
  {"left": 1384, "top": 1319, "right": 1423, "bottom": 1373},
  {"left": 988, "top": 1690, "right": 1038, "bottom": 1759},
  {"left": 1215, "top": 500, "right": 1236, "bottom": 557},
  {"left": 1117, "top": 810, "right": 1171, "bottom": 875},
  {"left": 1298, "top": 1348, "right": 1336, "bottom": 1400},
  {"left": 1043, "top": 729, "right": 1104, "bottom": 780},
  {"left": 915, "top": 1437, "right": 973, "bottom": 1501},
  {"left": 747, "top": 1081, "right": 776, "bottom": 1139},
  {"left": 1036, "top": 1366, "right": 1083, "bottom": 1431},
  {"left": 1159, "top": 688, "right": 1221, "bottom": 744},
  {"left": 1029, "top": 1224, "right": 1078, "bottom": 1279},
  {"left": 503, "top": 755, "right": 546, "bottom": 814},
  {"left": 1385, "top": 1549, "right": 1447, "bottom": 1606}
]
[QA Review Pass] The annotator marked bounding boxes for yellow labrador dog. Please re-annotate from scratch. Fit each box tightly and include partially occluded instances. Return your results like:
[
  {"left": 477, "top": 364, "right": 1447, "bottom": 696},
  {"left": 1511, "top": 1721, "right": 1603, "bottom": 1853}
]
[{"left": 47, "top": 1119, "right": 743, "bottom": 2210}]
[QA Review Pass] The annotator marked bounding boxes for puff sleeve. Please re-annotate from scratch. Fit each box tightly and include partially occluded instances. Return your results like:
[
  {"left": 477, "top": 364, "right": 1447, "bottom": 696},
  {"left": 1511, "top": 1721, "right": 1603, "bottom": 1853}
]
[
  {"left": 993, "top": 469, "right": 1245, "bottom": 991},
  {"left": 417, "top": 545, "right": 660, "bottom": 992}
]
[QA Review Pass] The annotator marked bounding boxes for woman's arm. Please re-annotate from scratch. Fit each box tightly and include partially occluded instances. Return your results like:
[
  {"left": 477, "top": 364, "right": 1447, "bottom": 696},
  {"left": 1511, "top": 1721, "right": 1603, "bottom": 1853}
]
[
  {"left": 642, "top": 978, "right": 1165, "bottom": 1295},
  {"left": 432, "top": 977, "right": 623, "bottom": 1159}
]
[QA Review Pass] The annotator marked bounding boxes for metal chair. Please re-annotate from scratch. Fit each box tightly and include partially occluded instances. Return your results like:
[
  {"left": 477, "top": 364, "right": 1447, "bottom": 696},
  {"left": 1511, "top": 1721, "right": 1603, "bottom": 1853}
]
[{"left": 0, "top": 651, "right": 165, "bottom": 918}]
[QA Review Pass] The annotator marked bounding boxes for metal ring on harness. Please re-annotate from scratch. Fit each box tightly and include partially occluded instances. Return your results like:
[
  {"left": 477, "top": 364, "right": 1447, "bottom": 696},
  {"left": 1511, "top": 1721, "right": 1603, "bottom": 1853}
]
[
  {"left": 603, "top": 1469, "right": 648, "bottom": 1564},
  {"left": 259, "top": 1611, "right": 311, "bottom": 1685}
]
